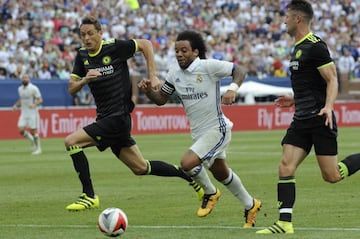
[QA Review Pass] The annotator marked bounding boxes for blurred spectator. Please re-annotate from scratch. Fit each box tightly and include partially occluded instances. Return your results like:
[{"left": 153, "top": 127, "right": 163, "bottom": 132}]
[
  {"left": 274, "top": 66, "right": 287, "bottom": 78},
  {"left": 73, "top": 87, "right": 94, "bottom": 106},
  {"left": 154, "top": 48, "right": 169, "bottom": 80},
  {"left": 56, "top": 61, "right": 71, "bottom": 80},
  {"left": 128, "top": 58, "right": 143, "bottom": 103},
  {"left": 61, "top": 45, "right": 75, "bottom": 61},
  {"left": 0, "top": 66, "right": 7, "bottom": 79},
  {"left": 37, "top": 61, "right": 52, "bottom": 79},
  {"left": 7, "top": 56, "right": 17, "bottom": 78},
  {"left": 0, "top": 41, "right": 9, "bottom": 68},
  {"left": 337, "top": 47, "right": 356, "bottom": 94},
  {"left": 27, "top": 58, "right": 39, "bottom": 79},
  {"left": 12, "top": 62, "right": 26, "bottom": 79},
  {"left": 271, "top": 56, "right": 287, "bottom": 77}
]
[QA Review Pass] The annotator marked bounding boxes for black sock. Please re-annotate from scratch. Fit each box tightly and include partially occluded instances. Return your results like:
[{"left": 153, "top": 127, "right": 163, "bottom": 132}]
[
  {"left": 147, "top": 160, "right": 192, "bottom": 182},
  {"left": 68, "top": 146, "right": 94, "bottom": 198},
  {"left": 278, "top": 176, "right": 296, "bottom": 222},
  {"left": 340, "top": 153, "right": 360, "bottom": 176}
]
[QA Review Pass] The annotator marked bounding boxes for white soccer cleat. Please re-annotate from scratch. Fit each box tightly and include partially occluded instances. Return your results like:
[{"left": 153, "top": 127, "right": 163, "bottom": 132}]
[{"left": 32, "top": 148, "right": 42, "bottom": 155}]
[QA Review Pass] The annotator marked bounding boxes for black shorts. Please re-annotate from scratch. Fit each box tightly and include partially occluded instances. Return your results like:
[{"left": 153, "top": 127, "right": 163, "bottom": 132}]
[
  {"left": 281, "top": 114, "right": 338, "bottom": 155},
  {"left": 83, "top": 114, "right": 136, "bottom": 157}
]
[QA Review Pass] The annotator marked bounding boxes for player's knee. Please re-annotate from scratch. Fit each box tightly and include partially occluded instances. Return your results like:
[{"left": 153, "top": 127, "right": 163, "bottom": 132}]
[
  {"left": 278, "top": 160, "right": 296, "bottom": 176},
  {"left": 131, "top": 168, "right": 144, "bottom": 175},
  {"left": 180, "top": 160, "right": 193, "bottom": 172},
  {"left": 180, "top": 156, "right": 201, "bottom": 172},
  {"left": 128, "top": 160, "right": 148, "bottom": 175},
  {"left": 322, "top": 173, "right": 341, "bottom": 183},
  {"left": 180, "top": 150, "right": 201, "bottom": 172},
  {"left": 64, "top": 135, "right": 77, "bottom": 148},
  {"left": 132, "top": 165, "right": 148, "bottom": 175}
]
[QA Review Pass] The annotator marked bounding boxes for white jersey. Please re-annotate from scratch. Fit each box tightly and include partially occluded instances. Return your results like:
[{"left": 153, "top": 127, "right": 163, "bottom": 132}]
[
  {"left": 18, "top": 82, "right": 42, "bottom": 118},
  {"left": 163, "top": 57, "right": 234, "bottom": 140}
]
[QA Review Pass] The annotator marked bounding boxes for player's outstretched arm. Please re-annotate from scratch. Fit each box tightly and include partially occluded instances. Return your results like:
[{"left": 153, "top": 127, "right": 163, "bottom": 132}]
[
  {"left": 274, "top": 94, "right": 294, "bottom": 108},
  {"left": 138, "top": 79, "right": 169, "bottom": 106},
  {"left": 222, "top": 64, "right": 247, "bottom": 105},
  {"left": 134, "top": 39, "right": 161, "bottom": 91}
]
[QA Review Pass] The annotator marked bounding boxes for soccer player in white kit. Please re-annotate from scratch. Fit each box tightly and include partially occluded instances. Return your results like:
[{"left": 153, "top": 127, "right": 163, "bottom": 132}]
[
  {"left": 12, "top": 74, "right": 43, "bottom": 154},
  {"left": 139, "top": 30, "right": 261, "bottom": 227}
]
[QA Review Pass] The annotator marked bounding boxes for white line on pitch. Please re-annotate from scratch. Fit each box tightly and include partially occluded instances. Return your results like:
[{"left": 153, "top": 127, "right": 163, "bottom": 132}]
[{"left": 0, "top": 224, "right": 359, "bottom": 231}]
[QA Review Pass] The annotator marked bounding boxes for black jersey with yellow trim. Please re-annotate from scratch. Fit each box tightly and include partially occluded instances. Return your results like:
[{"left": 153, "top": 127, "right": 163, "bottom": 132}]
[
  {"left": 289, "top": 32, "right": 334, "bottom": 120},
  {"left": 72, "top": 38, "right": 136, "bottom": 118}
]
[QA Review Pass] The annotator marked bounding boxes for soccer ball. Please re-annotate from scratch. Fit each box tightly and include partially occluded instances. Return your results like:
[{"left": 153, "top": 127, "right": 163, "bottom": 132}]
[{"left": 98, "top": 207, "right": 128, "bottom": 237}]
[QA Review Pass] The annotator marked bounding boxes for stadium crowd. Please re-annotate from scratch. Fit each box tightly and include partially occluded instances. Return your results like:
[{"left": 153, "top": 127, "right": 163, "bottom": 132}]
[{"left": 0, "top": 0, "right": 360, "bottom": 90}]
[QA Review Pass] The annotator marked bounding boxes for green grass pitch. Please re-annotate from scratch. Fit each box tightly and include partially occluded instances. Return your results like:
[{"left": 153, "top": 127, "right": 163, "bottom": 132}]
[{"left": 0, "top": 128, "right": 359, "bottom": 239}]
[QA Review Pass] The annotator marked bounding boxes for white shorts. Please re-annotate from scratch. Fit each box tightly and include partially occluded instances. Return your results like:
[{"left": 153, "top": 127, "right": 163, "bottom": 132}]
[
  {"left": 190, "top": 128, "right": 231, "bottom": 169},
  {"left": 18, "top": 112, "right": 40, "bottom": 129}
]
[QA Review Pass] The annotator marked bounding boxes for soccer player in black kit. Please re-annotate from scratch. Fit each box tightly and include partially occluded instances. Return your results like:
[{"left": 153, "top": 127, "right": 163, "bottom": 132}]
[
  {"left": 256, "top": 0, "right": 360, "bottom": 234},
  {"left": 64, "top": 16, "right": 203, "bottom": 211}
]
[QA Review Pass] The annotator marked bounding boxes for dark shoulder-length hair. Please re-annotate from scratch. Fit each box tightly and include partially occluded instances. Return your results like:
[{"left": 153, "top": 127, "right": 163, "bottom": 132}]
[{"left": 176, "top": 30, "right": 207, "bottom": 59}]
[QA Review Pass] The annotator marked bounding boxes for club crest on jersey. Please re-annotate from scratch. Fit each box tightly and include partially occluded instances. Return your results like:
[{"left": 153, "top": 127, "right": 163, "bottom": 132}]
[
  {"left": 295, "top": 50, "right": 302, "bottom": 59},
  {"left": 102, "top": 56, "right": 111, "bottom": 65},
  {"left": 196, "top": 74, "right": 202, "bottom": 83}
]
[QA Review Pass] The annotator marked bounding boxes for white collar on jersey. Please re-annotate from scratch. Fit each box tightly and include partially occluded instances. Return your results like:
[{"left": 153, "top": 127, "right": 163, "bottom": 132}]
[{"left": 182, "top": 57, "right": 201, "bottom": 72}]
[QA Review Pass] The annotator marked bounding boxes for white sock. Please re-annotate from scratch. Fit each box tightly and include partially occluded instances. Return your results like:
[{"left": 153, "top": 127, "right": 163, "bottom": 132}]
[
  {"left": 23, "top": 131, "right": 34, "bottom": 142},
  {"left": 222, "top": 168, "right": 253, "bottom": 209},
  {"left": 186, "top": 165, "right": 216, "bottom": 195},
  {"left": 33, "top": 134, "right": 41, "bottom": 150}
]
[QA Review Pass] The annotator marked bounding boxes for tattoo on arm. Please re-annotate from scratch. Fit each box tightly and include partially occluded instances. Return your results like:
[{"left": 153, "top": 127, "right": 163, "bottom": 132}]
[
  {"left": 145, "top": 90, "right": 169, "bottom": 105},
  {"left": 232, "top": 64, "right": 247, "bottom": 86}
]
